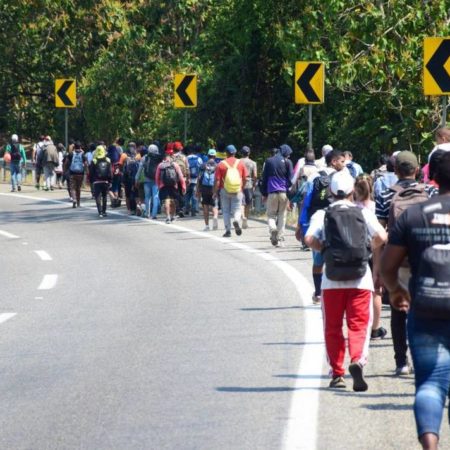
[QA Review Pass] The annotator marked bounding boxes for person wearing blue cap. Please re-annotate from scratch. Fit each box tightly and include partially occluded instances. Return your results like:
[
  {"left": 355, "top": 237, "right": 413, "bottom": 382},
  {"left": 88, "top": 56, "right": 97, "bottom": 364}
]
[{"left": 213, "top": 144, "right": 248, "bottom": 237}]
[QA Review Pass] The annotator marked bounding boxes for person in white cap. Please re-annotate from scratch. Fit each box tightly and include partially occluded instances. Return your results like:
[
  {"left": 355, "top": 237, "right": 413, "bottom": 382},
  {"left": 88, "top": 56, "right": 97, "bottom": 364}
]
[
  {"left": 305, "top": 171, "right": 387, "bottom": 391},
  {"left": 5, "top": 134, "right": 26, "bottom": 192},
  {"left": 315, "top": 144, "right": 333, "bottom": 170}
]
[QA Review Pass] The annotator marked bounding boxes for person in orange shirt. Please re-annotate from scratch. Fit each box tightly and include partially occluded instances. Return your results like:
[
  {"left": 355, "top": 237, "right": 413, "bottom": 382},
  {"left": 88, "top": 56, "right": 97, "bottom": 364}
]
[{"left": 213, "top": 144, "right": 248, "bottom": 237}]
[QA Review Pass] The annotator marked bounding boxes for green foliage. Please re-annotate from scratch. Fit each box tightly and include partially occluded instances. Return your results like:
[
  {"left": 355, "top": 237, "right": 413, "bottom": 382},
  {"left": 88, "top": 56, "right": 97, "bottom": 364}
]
[{"left": 1, "top": 0, "right": 449, "bottom": 167}]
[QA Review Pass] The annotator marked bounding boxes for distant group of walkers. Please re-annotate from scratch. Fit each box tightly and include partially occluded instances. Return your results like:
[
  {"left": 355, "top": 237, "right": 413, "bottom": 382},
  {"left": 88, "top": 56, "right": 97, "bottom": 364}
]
[{"left": 3, "top": 126, "right": 450, "bottom": 449}]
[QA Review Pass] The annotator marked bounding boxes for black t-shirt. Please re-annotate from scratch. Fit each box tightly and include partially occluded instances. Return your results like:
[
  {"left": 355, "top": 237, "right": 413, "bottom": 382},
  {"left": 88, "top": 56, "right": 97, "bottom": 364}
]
[{"left": 389, "top": 195, "right": 450, "bottom": 279}]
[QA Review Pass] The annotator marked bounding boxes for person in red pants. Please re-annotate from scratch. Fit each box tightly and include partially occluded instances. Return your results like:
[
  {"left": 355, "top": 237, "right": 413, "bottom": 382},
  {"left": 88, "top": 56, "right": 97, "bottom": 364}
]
[{"left": 305, "top": 171, "right": 387, "bottom": 391}]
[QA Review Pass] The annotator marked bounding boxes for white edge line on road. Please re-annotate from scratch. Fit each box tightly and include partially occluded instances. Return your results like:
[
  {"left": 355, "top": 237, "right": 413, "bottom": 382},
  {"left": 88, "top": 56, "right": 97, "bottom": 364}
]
[
  {"left": 34, "top": 250, "right": 52, "bottom": 261},
  {"left": 3, "top": 191, "right": 324, "bottom": 449},
  {"left": 0, "top": 313, "right": 17, "bottom": 324},
  {"left": 38, "top": 274, "right": 58, "bottom": 290},
  {"left": 0, "top": 229, "right": 20, "bottom": 239}
]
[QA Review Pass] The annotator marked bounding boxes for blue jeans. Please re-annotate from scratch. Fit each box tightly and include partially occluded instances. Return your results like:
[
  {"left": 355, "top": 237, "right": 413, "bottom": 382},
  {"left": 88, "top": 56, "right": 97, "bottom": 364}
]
[
  {"left": 10, "top": 162, "right": 21, "bottom": 189},
  {"left": 408, "top": 310, "right": 450, "bottom": 438},
  {"left": 144, "top": 180, "right": 159, "bottom": 218},
  {"left": 185, "top": 183, "right": 198, "bottom": 213}
]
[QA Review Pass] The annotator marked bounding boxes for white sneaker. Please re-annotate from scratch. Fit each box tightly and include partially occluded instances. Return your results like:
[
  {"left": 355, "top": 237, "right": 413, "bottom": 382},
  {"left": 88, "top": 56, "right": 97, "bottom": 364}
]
[
  {"left": 212, "top": 218, "right": 218, "bottom": 230},
  {"left": 242, "top": 218, "right": 248, "bottom": 229},
  {"left": 203, "top": 225, "right": 210, "bottom": 231}
]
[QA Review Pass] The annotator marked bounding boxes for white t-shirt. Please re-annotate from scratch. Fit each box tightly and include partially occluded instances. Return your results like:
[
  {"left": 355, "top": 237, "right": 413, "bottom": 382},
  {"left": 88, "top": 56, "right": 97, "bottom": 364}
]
[{"left": 305, "top": 200, "right": 384, "bottom": 291}]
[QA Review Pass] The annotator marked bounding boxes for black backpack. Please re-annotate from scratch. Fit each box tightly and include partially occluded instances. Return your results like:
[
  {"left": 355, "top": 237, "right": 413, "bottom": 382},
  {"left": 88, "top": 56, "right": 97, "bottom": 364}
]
[
  {"left": 123, "top": 157, "right": 138, "bottom": 182},
  {"left": 323, "top": 204, "right": 370, "bottom": 281},
  {"left": 413, "top": 201, "right": 450, "bottom": 319},
  {"left": 95, "top": 159, "right": 110, "bottom": 179},
  {"left": 308, "top": 170, "right": 331, "bottom": 220},
  {"left": 143, "top": 155, "right": 159, "bottom": 180},
  {"left": 10, "top": 143, "right": 21, "bottom": 161},
  {"left": 161, "top": 161, "right": 178, "bottom": 187}
]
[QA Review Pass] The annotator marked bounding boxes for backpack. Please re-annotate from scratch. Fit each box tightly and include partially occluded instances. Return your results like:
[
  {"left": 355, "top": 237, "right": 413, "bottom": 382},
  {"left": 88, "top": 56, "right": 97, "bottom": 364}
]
[
  {"left": 308, "top": 170, "right": 331, "bottom": 220},
  {"left": 323, "top": 204, "right": 370, "bottom": 281},
  {"left": 70, "top": 151, "right": 84, "bottom": 173},
  {"left": 173, "top": 153, "right": 188, "bottom": 178},
  {"left": 160, "top": 161, "right": 178, "bottom": 187},
  {"left": 143, "top": 155, "right": 159, "bottom": 180},
  {"left": 10, "top": 143, "right": 21, "bottom": 162},
  {"left": 95, "top": 159, "right": 110, "bottom": 179},
  {"left": 201, "top": 161, "right": 216, "bottom": 187},
  {"left": 413, "top": 202, "right": 450, "bottom": 319},
  {"left": 346, "top": 162, "right": 357, "bottom": 178},
  {"left": 123, "top": 157, "right": 138, "bottom": 182},
  {"left": 223, "top": 160, "right": 242, "bottom": 194},
  {"left": 387, "top": 184, "right": 428, "bottom": 231},
  {"left": 188, "top": 155, "right": 201, "bottom": 179}
]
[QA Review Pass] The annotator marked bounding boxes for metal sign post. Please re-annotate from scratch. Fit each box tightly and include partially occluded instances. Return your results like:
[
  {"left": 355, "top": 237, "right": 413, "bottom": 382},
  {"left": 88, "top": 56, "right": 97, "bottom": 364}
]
[
  {"left": 65, "top": 109, "right": 69, "bottom": 150},
  {"left": 442, "top": 96, "right": 448, "bottom": 127},
  {"left": 308, "top": 105, "right": 313, "bottom": 150},
  {"left": 184, "top": 110, "right": 188, "bottom": 143}
]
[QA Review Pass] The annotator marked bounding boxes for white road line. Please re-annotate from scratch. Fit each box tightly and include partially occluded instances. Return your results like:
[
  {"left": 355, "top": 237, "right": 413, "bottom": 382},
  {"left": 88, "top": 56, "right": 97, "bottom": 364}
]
[
  {"left": 34, "top": 250, "right": 52, "bottom": 261},
  {"left": 0, "top": 313, "right": 17, "bottom": 324},
  {"left": 38, "top": 274, "right": 58, "bottom": 290},
  {"left": 35, "top": 297, "right": 44, "bottom": 300},
  {"left": 4, "top": 191, "right": 325, "bottom": 448},
  {"left": 0, "top": 229, "right": 20, "bottom": 239}
]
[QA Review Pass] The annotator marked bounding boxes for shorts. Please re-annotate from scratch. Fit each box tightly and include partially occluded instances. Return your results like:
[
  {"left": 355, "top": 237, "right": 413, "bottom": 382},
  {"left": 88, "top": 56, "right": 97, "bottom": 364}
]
[
  {"left": 243, "top": 188, "right": 254, "bottom": 206},
  {"left": 201, "top": 188, "right": 218, "bottom": 207},
  {"left": 159, "top": 186, "right": 179, "bottom": 202}
]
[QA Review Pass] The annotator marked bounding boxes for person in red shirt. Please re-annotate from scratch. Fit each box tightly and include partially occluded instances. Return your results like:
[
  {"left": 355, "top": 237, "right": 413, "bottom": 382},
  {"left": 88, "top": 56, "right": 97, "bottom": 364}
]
[
  {"left": 213, "top": 144, "right": 248, "bottom": 237},
  {"left": 155, "top": 147, "right": 186, "bottom": 223}
]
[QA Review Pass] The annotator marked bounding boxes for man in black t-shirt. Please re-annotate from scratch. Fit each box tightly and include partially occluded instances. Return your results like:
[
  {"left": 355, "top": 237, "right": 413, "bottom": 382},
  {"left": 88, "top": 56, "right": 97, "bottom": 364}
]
[{"left": 381, "top": 152, "right": 450, "bottom": 450}]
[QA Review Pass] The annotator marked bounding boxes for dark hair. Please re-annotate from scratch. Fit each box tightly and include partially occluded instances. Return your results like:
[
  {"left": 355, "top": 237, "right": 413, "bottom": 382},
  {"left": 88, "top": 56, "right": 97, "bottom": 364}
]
[
  {"left": 379, "top": 154, "right": 389, "bottom": 166},
  {"left": 116, "top": 137, "right": 125, "bottom": 146},
  {"left": 326, "top": 149, "right": 343, "bottom": 166},
  {"left": 430, "top": 149, "right": 447, "bottom": 181},
  {"left": 386, "top": 156, "right": 395, "bottom": 172},
  {"left": 435, "top": 152, "right": 450, "bottom": 190},
  {"left": 395, "top": 162, "right": 416, "bottom": 178},
  {"left": 74, "top": 140, "right": 82, "bottom": 149}
]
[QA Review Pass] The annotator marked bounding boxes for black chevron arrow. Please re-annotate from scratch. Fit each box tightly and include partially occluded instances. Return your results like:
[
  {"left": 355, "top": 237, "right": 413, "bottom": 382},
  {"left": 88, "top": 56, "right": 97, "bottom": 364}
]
[
  {"left": 176, "top": 75, "right": 195, "bottom": 106},
  {"left": 57, "top": 80, "right": 75, "bottom": 106},
  {"left": 297, "top": 63, "right": 321, "bottom": 102},
  {"left": 426, "top": 39, "right": 450, "bottom": 92}
]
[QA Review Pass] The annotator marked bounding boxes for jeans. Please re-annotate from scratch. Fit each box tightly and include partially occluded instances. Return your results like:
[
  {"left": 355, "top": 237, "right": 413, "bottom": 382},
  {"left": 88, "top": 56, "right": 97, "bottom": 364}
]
[
  {"left": 94, "top": 183, "right": 109, "bottom": 214},
  {"left": 144, "top": 180, "right": 160, "bottom": 218},
  {"left": 220, "top": 189, "right": 243, "bottom": 232},
  {"left": 185, "top": 183, "right": 199, "bottom": 213},
  {"left": 70, "top": 173, "right": 84, "bottom": 205},
  {"left": 10, "top": 162, "right": 21, "bottom": 189},
  {"left": 266, "top": 192, "right": 289, "bottom": 239},
  {"left": 44, "top": 163, "right": 55, "bottom": 190},
  {"left": 408, "top": 311, "right": 450, "bottom": 438}
]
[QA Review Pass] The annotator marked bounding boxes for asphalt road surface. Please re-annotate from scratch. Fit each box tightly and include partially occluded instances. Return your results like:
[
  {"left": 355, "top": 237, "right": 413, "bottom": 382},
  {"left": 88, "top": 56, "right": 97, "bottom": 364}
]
[{"left": 0, "top": 185, "right": 448, "bottom": 450}]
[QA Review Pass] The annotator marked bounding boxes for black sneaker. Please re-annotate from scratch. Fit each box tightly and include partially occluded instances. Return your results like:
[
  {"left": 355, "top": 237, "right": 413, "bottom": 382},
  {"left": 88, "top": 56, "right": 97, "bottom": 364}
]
[
  {"left": 102, "top": 212, "right": 108, "bottom": 217},
  {"left": 348, "top": 362, "right": 368, "bottom": 392},
  {"left": 371, "top": 327, "right": 387, "bottom": 340},
  {"left": 233, "top": 220, "right": 242, "bottom": 236},
  {"left": 17, "top": 186, "right": 21, "bottom": 191},
  {"left": 165, "top": 218, "right": 171, "bottom": 224},
  {"left": 223, "top": 230, "right": 231, "bottom": 238},
  {"left": 72, "top": 202, "right": 77, "bottom": 208},
  {"left": 329, "top": 376, "right": 346, "bottom": 389},
  {"left": 177, "top": 211, "right": 185, "bottom": 218},
  {"left": 270, "top": 229, "right": 278, "bottom": 246}
]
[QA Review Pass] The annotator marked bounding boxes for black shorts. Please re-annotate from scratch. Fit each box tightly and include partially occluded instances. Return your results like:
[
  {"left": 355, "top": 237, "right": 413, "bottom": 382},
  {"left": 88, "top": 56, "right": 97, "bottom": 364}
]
[
  {"left": 159, "top": 186, "right": 179, "bottom": 202},
  {"left": 243, "top": 188, "right": 254, "bottom": 206},
  {"left": 201, "top": 188, "right": 216, "bottom": 207}
]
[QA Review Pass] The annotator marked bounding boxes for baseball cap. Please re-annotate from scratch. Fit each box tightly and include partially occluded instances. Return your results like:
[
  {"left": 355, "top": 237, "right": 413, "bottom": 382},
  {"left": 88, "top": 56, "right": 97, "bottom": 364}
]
[
  {"left": 165, "top": 148, "right": 174, "bottom": 155},
  {"left": 241, "top": 146, "right": 250, "bottom": 155},
  {"left": 330, "top": 171, "right": 355, "bottom": 197},
  {"left": 208, "top": 149, "right": 217, "bottom": 156},
  {"left": 173, "top": 141, "right": 183, "bottom": 151},
  {"left": 148, "top": 144, "right": 159, "bottom": 155},
  {"left": 11, "top": 134, "right": 18, "bottom": 143},
  {"left": 226, "top": 144, "right": 237, "bottom": 154},
  {"left": 322, "top": 144, "right": 333, "bottom": 155},
  {"left": 395, "top": 151, "right": 418, "bottom": 169}
]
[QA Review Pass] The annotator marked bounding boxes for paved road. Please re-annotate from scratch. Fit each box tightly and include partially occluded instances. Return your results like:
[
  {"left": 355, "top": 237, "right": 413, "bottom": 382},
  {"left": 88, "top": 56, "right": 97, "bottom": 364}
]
[{"left": 0, "top": 185, "right": 448, "bottom": 450}]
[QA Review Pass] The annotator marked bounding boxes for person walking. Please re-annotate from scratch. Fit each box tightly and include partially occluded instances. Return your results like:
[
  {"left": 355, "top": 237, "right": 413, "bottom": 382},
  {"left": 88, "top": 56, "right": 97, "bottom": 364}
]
[
  {"left": 197, "top": 149, "right": 219, "bottom": 231},
  {"left": 32, "top": 135, "right": 45, "bottom": 189},
  {"left": 90, "top": 145, "right": 112, "bottom": 218},
  {"left": 213, "top": 144, "right": 248, "bottom": 237},
  {"left": 136, "top": 143, "right": 162, "bottom": 219},
  {"left": 305, "top": 171, "right": 387, "bottom": 391},
  {"left": 375, "top": 151, "right": 437, "bottom": 376},
  {"left": 65, "top": 141, "right": 87, "bottom": 208},
  {"left": 155, "top": 146, "right": 186, "bottom": 223},
  {"left": 41, "top": 136, "right": 59, "bottom": 191},
  {"left": 172, "top": 141, "right": 189, "bottom": 217},
  {"left": 381, "top": 152, "right": 450, "bottom": 450},
  {"left": 240, "top": 146, "right": 257, "bottom": 229},
  {"left": 185, "top": 145, "right": 203, "bottom": 216},
  {"left": 260, "top": 144, "right": 294, "bottom": 247},
  {"left": 5, "top": 134, "right": 26, "bottom": 192}
]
